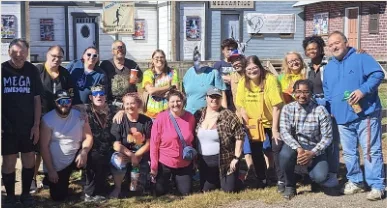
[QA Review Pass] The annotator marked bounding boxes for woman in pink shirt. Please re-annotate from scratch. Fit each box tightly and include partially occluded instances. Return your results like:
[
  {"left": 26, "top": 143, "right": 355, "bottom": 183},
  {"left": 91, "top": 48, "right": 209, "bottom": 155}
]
[{"left": 150, "top": 90, "right": 196, "bottom": 196}]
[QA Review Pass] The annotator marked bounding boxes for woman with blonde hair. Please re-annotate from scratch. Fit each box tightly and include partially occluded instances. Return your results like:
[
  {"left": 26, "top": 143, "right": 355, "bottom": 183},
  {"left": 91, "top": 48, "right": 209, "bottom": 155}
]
[
  {"left": 278, "top": 51, "right": 307, "bottom": 104},
  {"left": 142, "top": 49, "right": 179, "bottom": 118}
]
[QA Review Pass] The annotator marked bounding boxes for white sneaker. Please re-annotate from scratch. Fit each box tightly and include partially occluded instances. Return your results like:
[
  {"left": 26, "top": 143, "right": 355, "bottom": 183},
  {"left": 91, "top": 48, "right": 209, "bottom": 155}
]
[
  {"left": 322, "top": 173, "right": 339, "bottom": 188},
  {"left": 366, "top": 189, "right": 385, "bottom": 201},
  {"left": 341, "top": 181, "right": 364, "bottom": 195}
]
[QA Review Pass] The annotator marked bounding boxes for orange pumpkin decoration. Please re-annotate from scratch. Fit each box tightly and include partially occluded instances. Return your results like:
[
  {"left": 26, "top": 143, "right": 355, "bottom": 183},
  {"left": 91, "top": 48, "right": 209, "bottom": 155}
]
[
  {"left": 127, "top": 134, "right": 135, "bottom": 143},
  {"left": 133, "top": 132, "right": 144, "bottom": 145}
]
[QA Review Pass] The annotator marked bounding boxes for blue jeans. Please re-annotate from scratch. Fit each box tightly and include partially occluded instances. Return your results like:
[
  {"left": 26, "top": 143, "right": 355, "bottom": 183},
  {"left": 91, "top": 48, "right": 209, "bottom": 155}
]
[
  {"left": 338, "top": 111, "right": 385, "bottom": 191},
  {"left": 280, "top": 144, "right": 329, "bottom": 187}
]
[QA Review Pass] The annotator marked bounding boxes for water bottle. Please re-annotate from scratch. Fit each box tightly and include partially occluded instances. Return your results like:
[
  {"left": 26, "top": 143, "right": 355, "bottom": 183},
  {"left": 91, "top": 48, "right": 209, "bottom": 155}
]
[{"left": 130, "top": 167, "right": 140, "bottom": 191}]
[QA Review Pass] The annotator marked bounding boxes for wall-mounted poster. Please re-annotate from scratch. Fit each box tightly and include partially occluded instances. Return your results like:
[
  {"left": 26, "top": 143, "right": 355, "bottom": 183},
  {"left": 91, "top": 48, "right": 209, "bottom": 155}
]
[
  {"left": 186, "top": 16, "right": 201, "bottom": 41},
  {"left": 40, "top": 19, "right": 54, "bottom": 41},
  {"left": 133, "top": 19, "right": 146, "bottom": 40},
  {"left": 1, "top": 15, "right": 16, "bottom": 39},
  {"left": 103, "top": 2, "right": 135, "bottom": 34},
  {"left": 313, "top": 12, "right": 329, "bottom": 36}
]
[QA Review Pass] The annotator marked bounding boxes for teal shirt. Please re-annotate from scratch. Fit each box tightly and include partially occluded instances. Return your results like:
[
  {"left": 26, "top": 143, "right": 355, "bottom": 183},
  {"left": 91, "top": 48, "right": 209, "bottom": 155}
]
[{"left": 183, "top": 66, "right": 226, "bottom": 114}]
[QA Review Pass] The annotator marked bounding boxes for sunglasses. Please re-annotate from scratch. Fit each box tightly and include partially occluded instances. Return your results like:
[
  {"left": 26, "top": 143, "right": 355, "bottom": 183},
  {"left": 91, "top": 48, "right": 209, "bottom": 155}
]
[
  {"left": 56, "top": 98, "right": 71, "bottom": 105},
  {"left": 86, "top": 53, "right": 99, "bottom": 58},
  {"left": 208, "top": 95, "right": 221, "bottom": 99},
  {"left": 92, "top": 91, "right": 105, "bottom": 97}
]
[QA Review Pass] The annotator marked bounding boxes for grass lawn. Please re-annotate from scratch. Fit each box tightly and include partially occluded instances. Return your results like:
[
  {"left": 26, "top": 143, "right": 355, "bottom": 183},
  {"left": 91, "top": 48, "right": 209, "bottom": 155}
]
[
  {"left": 379, "top": 82, "right": 387, "bottom": 109},
  {"left": 30, "top": 138, "right": 387, "bottom": 208}
]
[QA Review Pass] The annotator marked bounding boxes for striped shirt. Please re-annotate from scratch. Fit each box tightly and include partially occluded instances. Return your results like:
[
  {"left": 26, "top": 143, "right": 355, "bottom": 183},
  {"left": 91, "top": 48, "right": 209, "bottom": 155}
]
[{"left": 280, "top": 101, "right": 333, "bottom": 155}]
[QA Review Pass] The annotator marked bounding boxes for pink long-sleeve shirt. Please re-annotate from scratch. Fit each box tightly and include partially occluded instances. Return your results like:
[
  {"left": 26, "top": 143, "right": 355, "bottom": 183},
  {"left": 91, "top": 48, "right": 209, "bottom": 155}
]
[{"left": 150, "top": 110, "right": 196, "bottom": 171}]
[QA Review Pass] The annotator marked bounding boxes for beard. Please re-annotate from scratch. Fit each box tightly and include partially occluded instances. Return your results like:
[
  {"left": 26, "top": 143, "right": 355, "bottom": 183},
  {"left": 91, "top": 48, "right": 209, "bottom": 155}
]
[{"left": 54, "top": 105, "right": 71, "bottom": 117}]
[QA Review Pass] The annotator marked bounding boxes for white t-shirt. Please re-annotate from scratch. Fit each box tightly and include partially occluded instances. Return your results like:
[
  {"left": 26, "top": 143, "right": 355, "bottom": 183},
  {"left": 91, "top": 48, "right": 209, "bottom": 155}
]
[{"left": 43, "top": 109, "right": 84, "bottom": 172}]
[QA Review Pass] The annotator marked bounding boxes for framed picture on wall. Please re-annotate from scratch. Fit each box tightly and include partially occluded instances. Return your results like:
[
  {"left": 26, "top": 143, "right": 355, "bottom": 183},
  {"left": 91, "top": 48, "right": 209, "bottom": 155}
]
[
  {"left": 186, "top": 16, "right": 201, "bottom": 41},
  {"left": 313, "top": 12, "right": 329, "bottom": 36},
  {"left": 40, "top": 19, "right": 54, "bottom": 41},
  {"left": 1, "top": 15, "right": 16, "bottom": 39},
  {"left": 133, "top": 19, "right": 146, "bottom": 40}
]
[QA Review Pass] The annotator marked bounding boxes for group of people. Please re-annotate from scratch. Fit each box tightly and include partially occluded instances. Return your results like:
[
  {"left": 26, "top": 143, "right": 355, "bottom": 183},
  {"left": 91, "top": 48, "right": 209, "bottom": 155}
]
[{"left": 1, "top": 30, "right": 385, "bottom": 207}]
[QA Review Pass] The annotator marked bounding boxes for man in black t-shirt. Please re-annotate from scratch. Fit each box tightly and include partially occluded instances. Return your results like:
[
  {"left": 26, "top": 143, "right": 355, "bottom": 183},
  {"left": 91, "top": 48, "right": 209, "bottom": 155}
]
[
  {"left": 1, "top": 39, "right": 43, "bottom": 207},
  {"left": 100, "top": 40, "right": 143, "bottom": 103}
]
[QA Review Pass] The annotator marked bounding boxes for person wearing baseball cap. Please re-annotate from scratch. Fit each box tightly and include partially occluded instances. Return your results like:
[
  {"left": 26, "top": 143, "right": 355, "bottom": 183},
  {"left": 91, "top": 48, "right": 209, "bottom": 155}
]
[
  {"left": 40, "top": 89, "right": 93, "bottom": 201},
  {"left": 194, "top": 86, "right": 245, "bottom": 193}
]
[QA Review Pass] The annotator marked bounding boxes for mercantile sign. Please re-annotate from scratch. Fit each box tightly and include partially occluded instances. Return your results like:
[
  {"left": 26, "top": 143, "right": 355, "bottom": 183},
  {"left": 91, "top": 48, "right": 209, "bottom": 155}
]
[{"left": 210, "top": 1, "right": 255, "bottom": 9}]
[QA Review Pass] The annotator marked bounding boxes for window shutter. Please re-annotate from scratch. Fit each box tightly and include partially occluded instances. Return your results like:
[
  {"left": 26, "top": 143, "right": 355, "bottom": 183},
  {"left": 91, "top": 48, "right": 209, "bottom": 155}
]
[{"left": 369, "top": 6, "right": 379, "bottom": 34}]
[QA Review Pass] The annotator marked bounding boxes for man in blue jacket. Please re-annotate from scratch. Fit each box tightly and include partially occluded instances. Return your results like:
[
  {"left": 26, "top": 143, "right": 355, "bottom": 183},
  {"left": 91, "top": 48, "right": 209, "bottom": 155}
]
[{"left": 323, "top": 31, "right": 385, "bottom": 201}]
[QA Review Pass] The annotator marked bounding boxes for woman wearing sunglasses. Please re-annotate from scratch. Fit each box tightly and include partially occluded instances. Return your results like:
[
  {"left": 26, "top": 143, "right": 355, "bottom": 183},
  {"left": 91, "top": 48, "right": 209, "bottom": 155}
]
[
  {"left": 66, "top": 46, "right": 107, "bottom": 105},
  {"left": 83, "top": 85, "right": 117, "bottom": 202}
]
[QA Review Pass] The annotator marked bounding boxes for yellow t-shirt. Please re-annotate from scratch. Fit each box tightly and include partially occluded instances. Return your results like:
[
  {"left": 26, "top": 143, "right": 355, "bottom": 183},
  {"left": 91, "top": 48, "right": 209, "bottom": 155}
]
[
  {"left": 277, "top": 73, "right": 304, "bottom": 104},
  {"left": 236, "top": 73, "right": 283, "bottom": 128}
]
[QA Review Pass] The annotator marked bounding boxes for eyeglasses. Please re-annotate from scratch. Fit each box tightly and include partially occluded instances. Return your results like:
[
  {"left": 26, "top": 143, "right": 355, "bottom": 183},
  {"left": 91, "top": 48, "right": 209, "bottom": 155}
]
[
  {"left": 86, "top": 53, "right": 99, "bottom": 58},
  {"left": 294, "top": 90, "right": 310, "bottom": 95},
  {"left": 50, "top": 53, "right": 63, "bottom": 60},
  {"left": 287, "top": 59, "right": 301, "bottom": 65},
  {"left": 246, "top": 66, "right": 260, "bottom": 71},
  {"left": 56, "top": 98, "right": 71, "bottom": 105},
  {"left": 113, "top": 45, "right": 125, "bottom": 51},
  {"left": 92, "top": 91, "right": 105, "bottom": 97},
  {"left": 153, "top": 56, "right": 165, "bottom": 60}
]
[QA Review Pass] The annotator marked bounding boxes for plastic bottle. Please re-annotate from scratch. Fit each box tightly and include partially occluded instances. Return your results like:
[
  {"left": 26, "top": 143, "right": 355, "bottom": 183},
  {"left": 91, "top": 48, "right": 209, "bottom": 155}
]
[
  {"left": 343, "top": 91, "right": 362, "bottom": 113},
  {"left": 130, "top": 167, "right": 140, "bottom": 191}
]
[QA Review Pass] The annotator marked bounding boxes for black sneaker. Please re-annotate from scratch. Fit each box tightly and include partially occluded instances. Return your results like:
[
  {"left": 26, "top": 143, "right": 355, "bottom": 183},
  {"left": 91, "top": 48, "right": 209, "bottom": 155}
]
[
  {"left": 2, "top": 195, "right": 18, "bottom": 208},
  {"left": 311, "top": 182, "right": 321, "bottom": 192},
  {"left": 283, "top": 187, "right": 296, "bottom": 200},
  {"left": 256, "top": 180, "right": 267, "bottom": 189},
  {"left": 277, "top": 182, "right": 285, "bottom": 193},
  {"left": 20, "top": 193, "right": 35, "bottom": 207}
]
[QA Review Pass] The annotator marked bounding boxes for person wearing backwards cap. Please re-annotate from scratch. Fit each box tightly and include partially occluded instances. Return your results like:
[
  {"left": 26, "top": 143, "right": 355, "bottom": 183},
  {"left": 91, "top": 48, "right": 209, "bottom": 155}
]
[
  {"left": 39, "top": 89, "right": 93, "bottom": 201},
  {"left": 194, "top": 87, "right": 244, "bottom": 193}
]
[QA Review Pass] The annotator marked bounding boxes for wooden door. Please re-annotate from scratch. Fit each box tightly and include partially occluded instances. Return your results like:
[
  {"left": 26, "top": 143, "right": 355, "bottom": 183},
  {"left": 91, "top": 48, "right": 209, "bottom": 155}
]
[{"left": 347, "top": 8, "right": 359, "bottom": 48}]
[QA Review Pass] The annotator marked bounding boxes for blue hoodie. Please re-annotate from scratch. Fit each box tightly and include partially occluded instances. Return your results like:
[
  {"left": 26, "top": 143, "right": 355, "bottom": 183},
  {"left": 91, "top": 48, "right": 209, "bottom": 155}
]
[
  {"left": 323, "top": 47, "right": 384, "bottom": 125},
  {"left": 66, "top": 60, "right": 107, "bottom": 104}
]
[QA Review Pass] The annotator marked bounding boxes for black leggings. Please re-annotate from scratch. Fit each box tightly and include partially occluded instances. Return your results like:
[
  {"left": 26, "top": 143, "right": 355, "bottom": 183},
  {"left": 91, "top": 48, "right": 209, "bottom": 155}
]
[
  {"left": 250, "top": 128, "right": 284, "bottom": 182},
  {"left": 199, "top": 154, "right": 238, "bottom": 192},
  {"left": 154, "top": 162, "right": 192, "bottom": 196}
]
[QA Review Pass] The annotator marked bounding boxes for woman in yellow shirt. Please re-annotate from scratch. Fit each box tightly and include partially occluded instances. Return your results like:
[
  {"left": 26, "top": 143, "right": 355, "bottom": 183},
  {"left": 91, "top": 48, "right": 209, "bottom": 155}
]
[
  {"left": 278, "top": 52, "right": 306, "bottom": 104},
  {"left": 236, "top": 55, "right": 284, "bottom": 190}
]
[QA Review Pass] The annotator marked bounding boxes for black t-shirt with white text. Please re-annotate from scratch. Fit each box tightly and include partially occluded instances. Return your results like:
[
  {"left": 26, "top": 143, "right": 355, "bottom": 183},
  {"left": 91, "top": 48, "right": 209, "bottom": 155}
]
[
  {"left": 2, "top": 61, "right": 43, "bottom": 133},
  {"left": 110, "top": 114, "right": 152, "bottom": 152},
  {"left": 36, "top": 64, "right": 75, "bottom": 114}
]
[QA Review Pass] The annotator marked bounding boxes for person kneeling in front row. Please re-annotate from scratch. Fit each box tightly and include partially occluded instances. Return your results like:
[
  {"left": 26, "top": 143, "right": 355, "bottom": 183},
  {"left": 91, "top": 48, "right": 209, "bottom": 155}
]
[
  {"left": 279, "top": 80, "right": 337, "bottom": 200},
  {"left": 40, "top": 90, "right": 93, "bottom": 201}
]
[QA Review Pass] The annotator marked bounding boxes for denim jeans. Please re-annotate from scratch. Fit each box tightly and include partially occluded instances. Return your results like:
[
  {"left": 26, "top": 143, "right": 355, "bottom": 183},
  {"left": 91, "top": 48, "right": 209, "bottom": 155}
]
[
  {"left": 280, "top": 143, "right": 329, "bottom": 187},
  {"left": 338, "top": 111, "right": 385, "bottom": 191}
]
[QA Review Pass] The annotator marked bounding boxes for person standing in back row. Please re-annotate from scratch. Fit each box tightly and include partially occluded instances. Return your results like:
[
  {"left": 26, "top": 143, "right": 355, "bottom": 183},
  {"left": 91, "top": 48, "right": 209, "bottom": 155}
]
[
  {"left": 2, "top": 39, "right": 43, "bottom": 207},
  {"left": 323, "top": 31, "right": 385, "bottom": 201},
  {"left": 100, "top": 40, "right": 143, "bottom": 104},
  {"left": 213, "top": 38, "right": 239, "bottom": 111}
]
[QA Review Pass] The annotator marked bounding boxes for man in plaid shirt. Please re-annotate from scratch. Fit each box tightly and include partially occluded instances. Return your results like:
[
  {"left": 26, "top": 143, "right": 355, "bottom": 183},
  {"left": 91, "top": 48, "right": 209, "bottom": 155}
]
[{"left": 279, "top": 79, "right": 335, "bottom": 200}]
